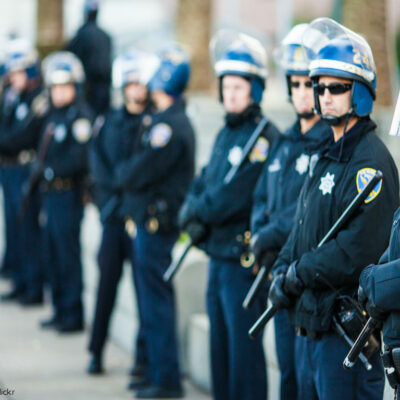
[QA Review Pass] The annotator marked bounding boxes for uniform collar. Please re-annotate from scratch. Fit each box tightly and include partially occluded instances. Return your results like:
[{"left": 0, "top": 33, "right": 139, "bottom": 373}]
[{"left": 321, "top": 117, "right": 376, "bottom": 162}]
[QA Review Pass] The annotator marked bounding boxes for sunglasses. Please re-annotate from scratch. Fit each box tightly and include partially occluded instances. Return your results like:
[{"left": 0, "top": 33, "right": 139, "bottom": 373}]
[
  {"left": 290, "top": 81, "right": 312, "bottom": 89},
  {"left": 315, "top": 83, "right": 352, "bottom": 96}
]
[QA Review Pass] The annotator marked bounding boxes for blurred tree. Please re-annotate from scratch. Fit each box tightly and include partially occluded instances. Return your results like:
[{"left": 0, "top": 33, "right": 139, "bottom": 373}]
[
  {"left": 36, "top": 0, "right": 64, "bottom": 58},
  {"left": 343, "top": 0, "right": 394, "bottom": 106},
  {"left": 176, "top": 0, "right": 212, "bottom": 92}
]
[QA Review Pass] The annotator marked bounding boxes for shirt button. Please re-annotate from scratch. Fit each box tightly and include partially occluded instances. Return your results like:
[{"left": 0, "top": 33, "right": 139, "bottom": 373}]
[{"left": 299, "top": 219, "right": 303, "bottom": 225}]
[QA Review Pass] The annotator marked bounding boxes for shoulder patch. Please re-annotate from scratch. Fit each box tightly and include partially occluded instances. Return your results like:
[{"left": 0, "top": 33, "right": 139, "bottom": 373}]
[
  {"left": 32, "top": 92, "right": 49, "bottom": 117},
  {"left": 249, "top": 137, "right": 269, "bottom": 163},
  {"left": 356, "top": 168, "right": 382, "bottom": 203},
  {"left": 149, "top": 123, "right": 172, "bottom": 148},
  {"left": 72, "top": 118, "right": 92, "bottom": 143}
]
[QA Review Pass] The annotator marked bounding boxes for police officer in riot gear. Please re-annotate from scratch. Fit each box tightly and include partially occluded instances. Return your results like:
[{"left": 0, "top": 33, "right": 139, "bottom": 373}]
[
  {"left": 357, "top": 99, "right": 400, "bottom": 399},
  {"left": 268, "top": 18, "right": 399, "bottom": 400},
  {"left": 179, "top": 30, "right": 279, "bottom": 400},
  {"left": 250, "top": 24, "right": 331, "bottom": 400},
  {"left": 66, "top": 0, "right": 112, "bottom": 115},
  {"left": 39, "top": 51, "right": 93, "bottom": 333},
  {"left": 0, "top": 38, "right": 46, "bottom": 304},
  {"left": 113, "top": 44, "right": 195, "bottom": 398},
  {"left": 87, "top": 49, "right": 155, "bottom": 375}
]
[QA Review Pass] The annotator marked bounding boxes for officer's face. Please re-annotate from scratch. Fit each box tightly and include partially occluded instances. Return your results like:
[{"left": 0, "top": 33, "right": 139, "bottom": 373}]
[
  {"left": 318, "top": 76, "right": 352, "bottom": 117},
  {"left": 9, "top": 70, "right": 28, "bottom": 93},
  {"left": 124, "top": 82, "right": 148, "bottom": 105},
  {"left": 222, "top": 75, "right": 252, "bottom": 113},
  {"left": 290, "top": 75, "right": 314, "bottom": 114},
  {"left": 50, "top": 84, "right": 76, "bottom": 108}
]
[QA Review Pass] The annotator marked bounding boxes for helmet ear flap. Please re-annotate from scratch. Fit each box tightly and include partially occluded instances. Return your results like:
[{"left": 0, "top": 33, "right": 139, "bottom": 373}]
[{"left": 352, "top": 81, "right": 374, "bottom": 116}]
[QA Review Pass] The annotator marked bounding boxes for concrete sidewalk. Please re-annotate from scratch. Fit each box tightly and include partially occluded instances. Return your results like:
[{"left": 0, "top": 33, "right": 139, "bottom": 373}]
[{"left": 0, "top": 280, "right": 210, "bottom": 400}]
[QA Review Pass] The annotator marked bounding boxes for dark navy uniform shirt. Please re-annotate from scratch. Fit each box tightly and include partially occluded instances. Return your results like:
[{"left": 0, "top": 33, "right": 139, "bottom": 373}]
[
  {"left": 0, "top": 85, "right": 47, "bottom": 157},
  {"left": 42, "top": 99, "right": 93, "bottom": 183},
  {"left": 251, "top": 119, "right": 331, "bottom": 251},
  {"left": 275, "top": 118, "right": 399, "bottom": 332},
  {"left": 184, "top": 104, "right": 280, "bottom": 262},
  {"left": 115, "top": 98, "right": 195, "bottom": 233},
  {"left": 89, "top": 107, "right": 144, "bottom": 211},
  {"left": 360, "top": 207, "right": 400, "bottom": 347}
]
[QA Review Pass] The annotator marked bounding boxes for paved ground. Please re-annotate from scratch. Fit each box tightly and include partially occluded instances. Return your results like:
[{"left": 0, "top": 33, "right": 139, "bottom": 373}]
[{"left": 0, "top": 280, "right": 210, "bottom": 400}]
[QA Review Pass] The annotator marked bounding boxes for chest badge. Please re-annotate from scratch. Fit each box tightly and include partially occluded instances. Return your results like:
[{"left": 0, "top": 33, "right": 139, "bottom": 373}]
[
  {"left": 228, "top": 146, "right": 243, "bottom": 166},
  {"left": 54, "top": 124, "right": 67, "bottom": 142},
  {"left": 16, "top": 103, "right": 29, "bottom": 121},
  {"left": 319, "top": 172, "right": 335, "bottom": 195},
  {"left": 268, "top": 158, "right": 281, "bottom": 172},
  {"left": 356, "top": 168, "right": 382, "bottom": 203},
  {"left": 295, "top": 153, "right": 310, "bottom": 175}
]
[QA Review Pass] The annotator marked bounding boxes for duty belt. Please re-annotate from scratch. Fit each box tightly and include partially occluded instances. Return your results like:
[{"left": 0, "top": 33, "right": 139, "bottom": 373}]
[
  {"left": 44, "top": 177, "right": 74, "bottom": 192},
  {"left": 1, "top": 150, "right": 36, "bottom": 166}
]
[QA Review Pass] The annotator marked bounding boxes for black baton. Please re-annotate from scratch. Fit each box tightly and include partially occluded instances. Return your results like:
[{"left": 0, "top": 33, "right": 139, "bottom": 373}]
[
  {"left": 163, "top": 240, "right": 193, "bottom": 283},
  {"left": 243, "top": 265, "right": 268, "bottom": 310},
  {"left": 248, "top": 170, "right": 383, "bottom": 339},
  {"left": 343, "top": 317, "right": 380, "bottom": 370}
]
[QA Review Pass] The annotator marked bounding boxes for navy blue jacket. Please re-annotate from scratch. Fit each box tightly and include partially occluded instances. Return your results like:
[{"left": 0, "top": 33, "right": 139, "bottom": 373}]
[
  {"left": 275, "top": 118, "right": 399, "bottom": 332},
  {"left": 360, "top": 208, "right": 400, "bottom": 347},
  {"left": 184, "top": 105, "right": 280, "bottom": 262},
  {"left": 42, "top": 99, "right": 94, "bottom": 183},
  {"left": 89, "top": 107, "right": 144, "bottom": 211},
  {"left": 251, "top": 119, "right": 331, "bottom": 251},
  {"left": 115, "top": 98, "right": 195, "bottom": 233},
  {"left": 0, "top": 85, "right": 47, "bottom": 157}
]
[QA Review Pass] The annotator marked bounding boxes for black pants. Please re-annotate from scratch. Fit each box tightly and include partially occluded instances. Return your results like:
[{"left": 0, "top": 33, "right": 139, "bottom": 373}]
[{"left": 89, "top": 219, "right": 146, "bottom": 366}]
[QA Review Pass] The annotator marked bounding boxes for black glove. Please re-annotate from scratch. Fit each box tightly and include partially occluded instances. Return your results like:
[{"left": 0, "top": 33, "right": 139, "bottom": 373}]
[
  {"left": 178, "top": 201, "right": 197, "bottom": 230},
  {"left": 358, "top": 285, "right": 387, "bottom": 322},
  {"left": 185, "top": 220, "right": 207, "bottom": 245},
  {"left": 283, "top": 261, "right": 304, "bottom": 297},
  {"left": 268, "top": 274, "right": 292, "bottom": 310}
]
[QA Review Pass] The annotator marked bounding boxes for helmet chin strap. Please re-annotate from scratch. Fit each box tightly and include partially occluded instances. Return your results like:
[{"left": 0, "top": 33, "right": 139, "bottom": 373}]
[
  {"left": 297, "top": 111, "right": 315, "bottom": 120},
  {"left": 320, "top": 109, "right": 353, "bottom": 126}
]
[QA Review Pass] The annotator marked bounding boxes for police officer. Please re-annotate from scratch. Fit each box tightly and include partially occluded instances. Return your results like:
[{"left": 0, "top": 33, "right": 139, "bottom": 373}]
[
  {"left": 357, "top": 98, "right": 400, "bottom": 399},
  {"left": 87, "top": 49, "right": 155, "bottom": 375},
  {"left": 39, "top": 51, "right": 93, "bottom": 333},
  {"left": 268, "top": 18, "right": 399, "bottom": 400},
  {"left": 66, "top": 0, "right": 112, "bottom": 115},
  {"left": 113, "top": 44, "right": 195, "bottom": 398},
  {"left": 0, "top": 38, "right": 46, "bottom": 304},
  {"left": 179, "top": 31, "right": 279, "bottom": 400},
  {"left": 250, "top": 24, "right": 331, "bottom": 400}
]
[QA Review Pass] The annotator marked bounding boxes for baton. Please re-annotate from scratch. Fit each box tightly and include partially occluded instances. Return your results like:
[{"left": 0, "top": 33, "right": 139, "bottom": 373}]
[
  {"left": 343, "top": 317, "right": 380, "bottom": 370},
  {"left": 163, "top": 240, "right": 193, "bottom": 282},
  {"left": 332, "top": 316, "right": 372, "bottom": 371},
  {"left": 243, "top": 265, "right": 269, "bottom": 310},
  {"left": 248, "top": 170, "right": 383, "bottom": 339}
]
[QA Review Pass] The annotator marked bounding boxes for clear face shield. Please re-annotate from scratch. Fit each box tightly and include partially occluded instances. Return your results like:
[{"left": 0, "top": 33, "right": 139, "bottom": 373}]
[
  {"left": 209, "top": 29, "right": 267, "bottom": 80},
  {"left": 42, "top": 51, "right": 85, "bottom": 87}
]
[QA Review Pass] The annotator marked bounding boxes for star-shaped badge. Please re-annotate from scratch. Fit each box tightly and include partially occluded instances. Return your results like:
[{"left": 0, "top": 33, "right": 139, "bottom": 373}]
[
  {"left": 319, "top": 172, "right": 335, "bottom": 195},
  {"left": 295, "top": 153, "right": 310, "bottom": 175}
]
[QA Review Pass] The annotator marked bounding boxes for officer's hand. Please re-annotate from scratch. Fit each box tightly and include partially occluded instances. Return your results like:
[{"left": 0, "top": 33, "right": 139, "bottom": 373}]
[
  {"left": 284, "top": 261, "right": 304, "bottom": 297},
  {"left": 268, "top": 274, "right": 292, "bottom": 310},
  {"left": 358, "top": 282, "right": 387, "bottom": 322},
  {"left": 178, "top": 202, "right": 197, "bottom": 230},
  {"left": 185, "top": 220, "right": 206, "bottom": 245},
  {"left": 259, "top": 250, "right": 279, "bottom": 273}
]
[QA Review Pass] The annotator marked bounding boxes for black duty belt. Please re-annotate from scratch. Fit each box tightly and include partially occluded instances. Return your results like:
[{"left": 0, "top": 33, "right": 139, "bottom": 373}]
[
  {"left": 296, "top": 326, "right": 323, "bottom": 341},
  {"left": 1, "top": 150, "right": 36, "bottom": 166},
  {"left": 44, "top": 177, "right": 74, "bottom": 192}
]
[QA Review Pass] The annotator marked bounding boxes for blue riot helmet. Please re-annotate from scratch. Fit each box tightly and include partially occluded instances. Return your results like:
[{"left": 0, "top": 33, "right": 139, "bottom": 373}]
[
  {"left": 149, "top": 44, "right": 190, "bottom": 97},
  {"left": 210, "top": 29, "right": 267, "bottom": 103},
  {"left": 4, "top": 38, "right": 40, "bottom": 81},
  {"left": 274, "top": 24, "right": 314, "bottom": 97},
  {"left": 42, "top": 51, "right": 85, "bottom": 87},
  {"left": 302, "top": 18, "right": 376, "bottom": 125},
  {"left": 113, "top": 49, "right": 160, "bottom": 89}
]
